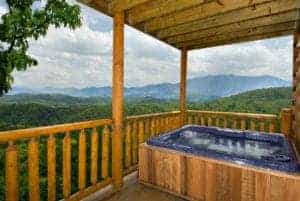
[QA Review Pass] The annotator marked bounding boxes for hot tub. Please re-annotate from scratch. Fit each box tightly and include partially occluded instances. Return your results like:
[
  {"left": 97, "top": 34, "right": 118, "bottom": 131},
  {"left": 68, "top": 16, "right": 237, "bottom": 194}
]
[
  {"left": 147, "top": 125, "right": 300, "bottom": 173},
  {"left": 139, "top": 125, "right": 300, "bottom": 201}
]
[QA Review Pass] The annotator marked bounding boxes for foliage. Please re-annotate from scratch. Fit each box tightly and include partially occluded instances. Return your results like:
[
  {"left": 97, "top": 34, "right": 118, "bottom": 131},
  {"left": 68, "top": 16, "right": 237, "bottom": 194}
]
[
  {"left": 0, "top": 87, "right": 292, "bottom": 200},
  {"left": 0, "top": 0, "right": 81, "bottom": 95},
  {"left": 0, "top": 87, "right": 292, "bottom": 131}
]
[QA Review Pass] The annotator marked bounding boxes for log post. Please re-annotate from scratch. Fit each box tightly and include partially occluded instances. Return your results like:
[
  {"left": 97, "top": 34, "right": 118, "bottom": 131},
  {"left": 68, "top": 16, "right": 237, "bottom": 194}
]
[
  {"left": 180, "top": 47, "right": 188, "bottom": 126},
  {"left": 293, "top": 32, "right": 300, "bottom": 152},
  {"left": 112, "top": 11, "right": 124, "bottom": 190},
  {"left": 280, "top": 108, "right": 293, "bottom": 138}
]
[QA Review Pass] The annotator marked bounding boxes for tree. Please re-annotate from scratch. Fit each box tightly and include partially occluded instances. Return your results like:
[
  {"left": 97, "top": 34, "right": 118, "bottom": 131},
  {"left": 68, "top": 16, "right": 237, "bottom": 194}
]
[{"left": 0, "top": 0, "right": 82, "bottom": 95}]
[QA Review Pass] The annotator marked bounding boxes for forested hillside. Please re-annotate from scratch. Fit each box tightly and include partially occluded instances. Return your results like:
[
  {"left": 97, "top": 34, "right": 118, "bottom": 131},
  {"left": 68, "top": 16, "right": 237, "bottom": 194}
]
[
  {"left": 0, "top": 87, "right": 292, "bottom": 131},
  {"left": 0, "top": 87, "right": 293, "bottom": 200}
]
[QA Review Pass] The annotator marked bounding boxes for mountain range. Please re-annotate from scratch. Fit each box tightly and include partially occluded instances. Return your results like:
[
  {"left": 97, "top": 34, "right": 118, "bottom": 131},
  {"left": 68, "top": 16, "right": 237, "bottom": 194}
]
[{"left": 10, "top": 75, "right": 291, "bottom": 101}]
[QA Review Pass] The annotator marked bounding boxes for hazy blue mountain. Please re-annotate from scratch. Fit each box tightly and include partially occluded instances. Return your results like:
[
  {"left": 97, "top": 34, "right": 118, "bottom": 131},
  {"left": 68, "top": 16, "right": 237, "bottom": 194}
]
[{"left": 10, "top": 75, "right": 290, "bottom": 101}]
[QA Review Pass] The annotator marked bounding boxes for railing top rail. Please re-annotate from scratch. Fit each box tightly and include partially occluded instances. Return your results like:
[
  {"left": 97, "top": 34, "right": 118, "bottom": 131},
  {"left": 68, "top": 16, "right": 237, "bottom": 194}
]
[
  {"left": 187, "top": 110, "right": 278, "bottom": 120},
  {"left": 0, "top": 119, "right": 112, "bottom": 143},
  {"left": 126, "top": 111, "right": 181, "bottom": 121}
]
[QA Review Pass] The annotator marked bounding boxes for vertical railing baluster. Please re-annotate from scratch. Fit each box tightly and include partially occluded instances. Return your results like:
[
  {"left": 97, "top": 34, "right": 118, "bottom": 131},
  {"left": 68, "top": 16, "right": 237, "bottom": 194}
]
[
  {"left": 207, "top": 117, "right": 212, "bottom": 127},
  {"left": 151, "top": 118, "right": 156, "bottom": 136},
  {"left": 47, "top": 135, "right": 56, "bottom": 201},
  {"left": 188, "top": 115, "right": 193, "bottom": 124},
  {"left": 28, "top": 138, "right": 40, "bottom": 201},
  {"left": 63, "top": 132, "right": 71, "bottom": 198},
  {"left": 6, "top": 141, "right": 19, "bottom": 201},
  {"left": 165, "top": 117, "right": 170, "bottom": 131},
  {"left": 138, "top": 120, "right": 145, "bottom": 144},
  {"left": 125, "top": 123, "right": 132, "bottom": 168},
  {"left": 78, "top": 129, "right": 87, "bottom": 190},
  {"left": 91, "top": 127, "right": 99, "bottom": 185},
  {"left": 102, "top": 126, "right": 109, "bottom": 179},
  {"left": 259, "top": 122, "right": 265, "bottom": 132},
  {"left": 145, "top": 119, "right": 150, "bottom": 139},
  {"left": 200, "top": 116, "right": 205, "bottom": 126},
  {"left": 241, "top": 119, "right": 246, "bottom": 130},
  {"left": 194, "top": 115, "right": 199, "bottom": 125},
  {"left": 269, "top": 121, "right": 275, "bottom": 133},
  {"left": 156, "top": 117, "right": 160, "bottom": 134},
  {"left": 223, "top": 118, "right": 228, "bottom": 128},
  {"left": 161, "top": 117, "right": 166, "bottom": 132},
  {"left": 232, "top": 119, "right": 237, "bottom": 129},
  {"left": 177, "top": 115, "right": 181, "bottom": 128},
  {"left": 132, "top": 120, "right": 138, "bottom": 165},
  {"left": 215, "top": 118, "right": 220, "bottom": 127},
  {"left": 250, "top": 120, "right": 256, "bottom": 131}
]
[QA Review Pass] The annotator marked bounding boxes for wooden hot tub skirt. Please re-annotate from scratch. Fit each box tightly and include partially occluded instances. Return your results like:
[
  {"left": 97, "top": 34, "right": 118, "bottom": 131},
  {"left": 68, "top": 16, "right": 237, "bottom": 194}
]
[{"left": 139, "top": 143, "right": 300, "bottom": 201}]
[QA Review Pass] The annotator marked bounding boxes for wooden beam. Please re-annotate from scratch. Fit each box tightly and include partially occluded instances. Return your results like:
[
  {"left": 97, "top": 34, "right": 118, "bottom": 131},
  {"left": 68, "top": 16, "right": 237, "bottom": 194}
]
[
  {"left": 188, "top": 30, "right": 293, "bottom": 50},
  {"left": 82, "top": 0, "right": 112, "bottom": 16},
  {"left": 180, "top": 47, "right": 188, "bottom": 126},
  {"left": 143, "top": 0, "right": 275, "bottom": 33},
  {"left": 178, "top": 21, "right": 295, "bottom": 48},
  {"left": 156, "top": 0, "right": 299, "bottom": 39},
  {"left": 110, "top": 0, "right": 151, "bottom": 12},
  {"left": 167, "top": 11, "right": 299, "bottom": 44},
  {"left": 126, "top": 0, "right": 211, "bottom": 25},
  {"left": 112, "top": 11, "right": 124, "bottom": 191}
]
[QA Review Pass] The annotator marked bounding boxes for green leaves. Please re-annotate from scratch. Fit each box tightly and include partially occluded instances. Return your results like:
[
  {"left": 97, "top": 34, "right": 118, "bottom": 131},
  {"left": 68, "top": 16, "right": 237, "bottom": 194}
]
[{"left": 0, "top": 0, "right": 82, "bottom": 95}]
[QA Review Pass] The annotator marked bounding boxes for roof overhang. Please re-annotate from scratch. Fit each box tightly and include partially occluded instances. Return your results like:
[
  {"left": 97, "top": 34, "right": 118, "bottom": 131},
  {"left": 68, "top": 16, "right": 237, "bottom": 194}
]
[{"left": 79, "top": 0, "right": 300, "bottom": 50}]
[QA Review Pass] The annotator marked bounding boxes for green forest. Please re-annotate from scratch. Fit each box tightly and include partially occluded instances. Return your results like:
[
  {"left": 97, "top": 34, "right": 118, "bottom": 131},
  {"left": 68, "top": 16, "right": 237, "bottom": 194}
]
[
  {"left": 0, "top": 87, "right": 293, "bottom": 200},
  {"left": 0, "top": 87, "right": 292, "bottom": 131}
]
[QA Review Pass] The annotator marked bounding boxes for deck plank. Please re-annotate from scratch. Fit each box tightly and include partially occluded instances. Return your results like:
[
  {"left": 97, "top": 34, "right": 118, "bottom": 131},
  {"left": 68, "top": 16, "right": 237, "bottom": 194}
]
[{"left": 101, "top": 179, "right": 185, "bottom": 201}]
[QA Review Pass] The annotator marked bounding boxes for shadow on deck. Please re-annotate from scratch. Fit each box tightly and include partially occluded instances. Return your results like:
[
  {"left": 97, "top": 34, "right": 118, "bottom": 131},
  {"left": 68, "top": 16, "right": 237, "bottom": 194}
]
[{"left": 84, "top": 172, "right": 186, "bottom": 201}]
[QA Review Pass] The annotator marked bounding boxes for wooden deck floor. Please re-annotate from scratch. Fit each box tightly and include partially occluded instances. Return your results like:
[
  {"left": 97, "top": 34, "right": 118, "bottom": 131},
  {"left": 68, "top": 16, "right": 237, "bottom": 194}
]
[
  {"left": 87, "top": 172, "right": 186, "bottom": 201},
  {"left": 103, "top": 182, "right": 185, "bottom": 201}
]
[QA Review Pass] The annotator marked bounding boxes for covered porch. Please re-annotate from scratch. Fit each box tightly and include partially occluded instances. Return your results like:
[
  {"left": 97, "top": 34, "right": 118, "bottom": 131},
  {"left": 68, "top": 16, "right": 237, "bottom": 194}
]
[{"left": 1, "top": 0, "right": 300, "bottom": 201}]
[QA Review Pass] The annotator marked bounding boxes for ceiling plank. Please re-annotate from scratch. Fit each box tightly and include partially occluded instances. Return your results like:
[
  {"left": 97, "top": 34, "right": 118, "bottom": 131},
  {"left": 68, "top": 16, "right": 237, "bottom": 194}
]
[
  {"left": 181, "top": 22, "right": 296, "bottom": 49},
  {"left": 188, "top": 30, "right": 293, "bottom": 50},
  {"left": 110, "top": 0, "right": 151, "bottom": 13},
  {"left": 82, "top": 0, "right": 112, "bottom": 16},
  {"left": 143, "top": 0, "right": 274, "bottom": 33},
  {"left": 167, "top": 11, "right": 298, "bottom": 44},
  {"left": 126, "top": 0, "right": 211, "bottom": 25},
  {"left": 156, "top": 0, "right": 299, "bottom": 39}
]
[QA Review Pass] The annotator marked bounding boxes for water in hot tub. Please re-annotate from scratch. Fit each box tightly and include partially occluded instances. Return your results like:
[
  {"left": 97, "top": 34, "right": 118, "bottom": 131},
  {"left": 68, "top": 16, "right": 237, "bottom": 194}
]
[{"left": 171, "top": 130, "right": 284, "bottom": 160}]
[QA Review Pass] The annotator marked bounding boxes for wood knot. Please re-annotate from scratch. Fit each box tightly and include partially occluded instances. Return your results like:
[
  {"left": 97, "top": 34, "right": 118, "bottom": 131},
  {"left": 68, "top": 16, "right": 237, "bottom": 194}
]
[{"left": 216, "top": 0, "right": 224, "bottom": 6}]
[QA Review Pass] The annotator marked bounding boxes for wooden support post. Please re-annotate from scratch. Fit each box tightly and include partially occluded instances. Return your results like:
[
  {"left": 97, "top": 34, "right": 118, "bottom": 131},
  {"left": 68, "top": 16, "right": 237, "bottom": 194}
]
[
  {"left": 180, "top": 47, "right": 188, "bottom": 126},
  {"left": 293, "top": 32, "right": 300, "bottom": 151},
  {"left": 112, "top": 11, "right": 124, "bottom": 190},
  {"left": 281, "top": 108, "right": 293, "bottom": 138}
]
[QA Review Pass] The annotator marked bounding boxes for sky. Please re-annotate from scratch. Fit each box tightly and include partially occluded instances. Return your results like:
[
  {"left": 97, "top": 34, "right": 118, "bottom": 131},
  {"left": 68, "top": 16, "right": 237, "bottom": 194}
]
[{"left": 0, "top": 0, "right": 293, "bottom": 89}]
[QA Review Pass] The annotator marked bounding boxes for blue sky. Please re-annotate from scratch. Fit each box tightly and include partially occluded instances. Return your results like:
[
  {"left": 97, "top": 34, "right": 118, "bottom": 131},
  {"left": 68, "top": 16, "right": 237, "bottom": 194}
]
[{"left": 0, "top": 0, "right": 293, "bottom": 89}]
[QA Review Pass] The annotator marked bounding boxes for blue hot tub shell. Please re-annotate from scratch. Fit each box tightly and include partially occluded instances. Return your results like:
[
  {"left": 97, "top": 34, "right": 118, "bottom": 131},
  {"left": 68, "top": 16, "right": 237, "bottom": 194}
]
[{"left": 147, "top": 125, "right": 300, "bottom": 173}]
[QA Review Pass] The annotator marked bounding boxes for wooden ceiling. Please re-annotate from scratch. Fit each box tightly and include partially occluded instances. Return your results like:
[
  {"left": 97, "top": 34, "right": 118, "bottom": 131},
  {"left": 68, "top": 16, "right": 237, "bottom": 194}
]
[{"left": 80, "top": 0, "right": 300, "bottom": 50}]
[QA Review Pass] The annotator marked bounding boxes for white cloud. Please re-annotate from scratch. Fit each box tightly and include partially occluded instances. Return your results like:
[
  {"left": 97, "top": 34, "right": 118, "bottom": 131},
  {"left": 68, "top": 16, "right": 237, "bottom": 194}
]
[
  {"left": 0, "top": 1, "right": 293, "bottom": 89},
  {"left": 189, "top": 36, "right": 293, "bottom": 81}
]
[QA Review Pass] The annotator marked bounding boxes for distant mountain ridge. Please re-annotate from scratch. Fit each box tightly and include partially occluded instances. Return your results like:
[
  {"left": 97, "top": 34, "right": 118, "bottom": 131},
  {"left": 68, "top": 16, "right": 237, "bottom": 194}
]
[{"left": 10, "top": 75, "right": 290, "bottom": 101}]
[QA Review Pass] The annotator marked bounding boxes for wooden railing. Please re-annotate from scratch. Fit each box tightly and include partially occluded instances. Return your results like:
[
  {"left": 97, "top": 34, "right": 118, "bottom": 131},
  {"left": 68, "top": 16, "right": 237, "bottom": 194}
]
[
  {"left": 0, "top": 109, "right": 291, "bottom": 201},
  {"left": 0, "top": 119, "right": 113, "bottom": 201},
  {"left": 0, "top": 111, "right": 182, "bottom": 201},
  {"left": 187, "top": 110, "right": 280, "bottom": 133},
  {"left": 123, "top": 111, "right": 182, "bottom": 174}
]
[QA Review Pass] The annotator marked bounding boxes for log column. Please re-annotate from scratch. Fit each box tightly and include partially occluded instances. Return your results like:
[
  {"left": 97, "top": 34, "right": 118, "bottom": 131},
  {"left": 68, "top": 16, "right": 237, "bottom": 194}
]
[
  {"left": 280, "top": 108, "right": 293, "bottom": 138},
  {"left": 112, "top": 12, "right": 124, "bottom": 190},
  {"left": 293, "top": 33, "right": 300, "bottom": 152},
  {"left": 180, "top": 47, "right": 188, "bottom": 126}
]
